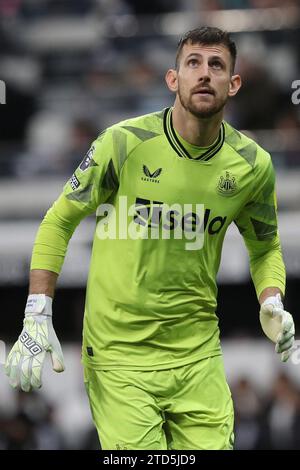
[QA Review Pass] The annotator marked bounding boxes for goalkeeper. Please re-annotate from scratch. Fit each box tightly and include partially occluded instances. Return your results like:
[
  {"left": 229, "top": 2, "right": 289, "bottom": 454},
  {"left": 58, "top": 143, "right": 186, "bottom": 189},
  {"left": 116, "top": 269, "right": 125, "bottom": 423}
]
[{"left": 5, "top": 26, "right": 295, "bottom": 450}]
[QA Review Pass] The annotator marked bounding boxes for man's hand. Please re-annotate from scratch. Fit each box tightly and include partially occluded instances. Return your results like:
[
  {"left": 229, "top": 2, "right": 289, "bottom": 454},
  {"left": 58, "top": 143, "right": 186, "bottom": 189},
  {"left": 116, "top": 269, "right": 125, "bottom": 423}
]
[
  {"left": 5, "top": 294, "right": 65, "bottom": 392},
  {"left": 260, "top": 293, "right": 295, "bottom": 362}
]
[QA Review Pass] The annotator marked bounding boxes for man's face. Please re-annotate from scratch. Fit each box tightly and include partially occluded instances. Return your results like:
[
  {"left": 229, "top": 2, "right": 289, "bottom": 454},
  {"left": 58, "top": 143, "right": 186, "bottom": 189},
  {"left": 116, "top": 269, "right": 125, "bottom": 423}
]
[{"left": 174, "top": 42, "right": 236, "bottom": 118}]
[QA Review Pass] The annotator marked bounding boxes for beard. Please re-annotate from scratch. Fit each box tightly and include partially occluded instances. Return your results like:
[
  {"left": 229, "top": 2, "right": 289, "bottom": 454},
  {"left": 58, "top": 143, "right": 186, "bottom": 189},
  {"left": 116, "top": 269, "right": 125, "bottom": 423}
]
[{"left": 178, "top": 86, "right": 227, "bottom": 119}]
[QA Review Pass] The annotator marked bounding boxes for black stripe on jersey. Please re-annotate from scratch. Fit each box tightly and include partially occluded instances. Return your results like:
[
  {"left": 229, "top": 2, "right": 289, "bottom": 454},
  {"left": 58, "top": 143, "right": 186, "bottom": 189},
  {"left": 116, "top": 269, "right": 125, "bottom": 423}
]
[
  {"left": 203, "top": 123, "right": 225, "bottom": 161},
  {"left": 163, "top": 108, "right": 187, "bottom": 159},
  {"left": 163, "top": 107, "right": 225, "bottom": 161}
]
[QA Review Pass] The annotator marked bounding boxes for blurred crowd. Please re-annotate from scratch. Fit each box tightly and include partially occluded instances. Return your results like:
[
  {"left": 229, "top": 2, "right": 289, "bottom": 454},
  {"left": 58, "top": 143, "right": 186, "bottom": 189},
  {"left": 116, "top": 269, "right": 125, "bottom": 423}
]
[
  {"left": 0, "top": 0, "right": 300, "bottom": 177},
  {"left": 1, "top": 371, "right": 300, "bottom": 449},
  {"left": 233, "top": 373, "right": 300, "bottom": 450}
]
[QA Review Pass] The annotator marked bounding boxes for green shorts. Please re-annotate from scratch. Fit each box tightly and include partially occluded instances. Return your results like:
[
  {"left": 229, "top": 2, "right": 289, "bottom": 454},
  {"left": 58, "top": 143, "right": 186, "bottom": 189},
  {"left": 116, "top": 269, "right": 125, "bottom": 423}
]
[{"left": 83, "top": 355, "right": 234, "bottom": 450}]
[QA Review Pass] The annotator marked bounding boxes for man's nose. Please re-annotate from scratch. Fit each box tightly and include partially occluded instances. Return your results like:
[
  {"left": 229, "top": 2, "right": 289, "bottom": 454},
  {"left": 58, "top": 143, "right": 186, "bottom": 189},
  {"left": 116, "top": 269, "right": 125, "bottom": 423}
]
[{"left": 198, "top": 63, "right": 211, "bottom": 82}]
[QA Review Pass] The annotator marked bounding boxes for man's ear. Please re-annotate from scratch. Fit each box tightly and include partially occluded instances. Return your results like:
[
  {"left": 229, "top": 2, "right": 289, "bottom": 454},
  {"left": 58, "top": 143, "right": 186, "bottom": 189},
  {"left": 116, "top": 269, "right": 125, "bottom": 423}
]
[
  {"left": 228, "top": 74, "right": 242, "bottom": 97},
  {"left": 165, "top": 69, "right": 178, "bottom": 93}
]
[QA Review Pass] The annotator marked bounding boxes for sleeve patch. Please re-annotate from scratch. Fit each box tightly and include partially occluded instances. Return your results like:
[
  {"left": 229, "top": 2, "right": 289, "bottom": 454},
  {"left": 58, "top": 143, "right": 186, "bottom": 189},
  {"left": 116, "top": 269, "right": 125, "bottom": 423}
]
[
  {"left": 69, "top": 174, "right": 80, "bottom": 190},
  {"left": 79, "top": 145, "right": 96, "bottom": 172}
]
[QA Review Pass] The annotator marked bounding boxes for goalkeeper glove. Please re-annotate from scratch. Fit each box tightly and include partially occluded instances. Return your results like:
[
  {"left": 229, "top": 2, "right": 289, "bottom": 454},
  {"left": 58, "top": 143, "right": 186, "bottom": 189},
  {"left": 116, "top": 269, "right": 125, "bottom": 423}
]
[
  {"left": 260, "top": 293, "right": 295, "bottom": 362},
  {"left": 5, "top": 294, "right": 65, "bottom": 392}
]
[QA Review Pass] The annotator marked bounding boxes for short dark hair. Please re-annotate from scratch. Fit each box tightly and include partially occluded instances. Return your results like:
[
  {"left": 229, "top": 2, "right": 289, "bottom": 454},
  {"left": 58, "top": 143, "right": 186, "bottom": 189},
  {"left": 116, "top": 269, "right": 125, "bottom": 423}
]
[{"left": 175, "top": 26, "right": 237, "bottom": 73}]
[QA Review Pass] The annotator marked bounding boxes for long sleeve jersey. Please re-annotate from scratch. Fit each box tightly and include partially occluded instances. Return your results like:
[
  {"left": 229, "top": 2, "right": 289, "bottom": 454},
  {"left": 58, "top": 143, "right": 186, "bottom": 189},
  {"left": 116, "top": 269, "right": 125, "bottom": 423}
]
[{"left": 31, "top": 108, "right": 286, "bottom": 370}]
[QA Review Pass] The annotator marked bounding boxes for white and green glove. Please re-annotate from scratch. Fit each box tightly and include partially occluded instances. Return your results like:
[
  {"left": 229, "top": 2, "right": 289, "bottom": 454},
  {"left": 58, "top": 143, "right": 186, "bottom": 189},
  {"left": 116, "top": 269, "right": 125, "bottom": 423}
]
[
  {"left": 5, "top": 294, "right": 65, "bottom": 392},
  {"left": 260, "top": 293, "right": 295, "bottom": 362}
]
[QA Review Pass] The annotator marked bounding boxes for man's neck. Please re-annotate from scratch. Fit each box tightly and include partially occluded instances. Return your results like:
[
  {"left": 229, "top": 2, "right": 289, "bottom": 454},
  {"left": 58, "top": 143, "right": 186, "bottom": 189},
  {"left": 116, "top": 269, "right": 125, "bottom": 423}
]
[{"left": 172, "top": 99, "right": 224, "bottom": 147}]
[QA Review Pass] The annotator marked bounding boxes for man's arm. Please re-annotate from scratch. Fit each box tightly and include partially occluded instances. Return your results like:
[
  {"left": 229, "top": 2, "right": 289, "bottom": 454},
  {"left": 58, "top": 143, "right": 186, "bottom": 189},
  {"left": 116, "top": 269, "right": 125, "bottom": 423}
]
[
  {"left": 29, "top": 269, "right": 58, "bottom": 298},
  {"left": 234, "top": 152, "right": 295, "bottom": 361},
  {"left": 5, "top": 127, "right": 121, "bottom": 391},
  {"left": 259, "top": 286, "right": 282, "bottom": 305},
  {"left": 234, "top": 150, "right": 286, "bottom": 299}
]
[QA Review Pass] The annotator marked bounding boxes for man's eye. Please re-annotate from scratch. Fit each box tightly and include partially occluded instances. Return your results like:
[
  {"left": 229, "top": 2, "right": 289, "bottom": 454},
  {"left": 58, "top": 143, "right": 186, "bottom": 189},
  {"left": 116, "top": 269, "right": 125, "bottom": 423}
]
[
  {"left": 211, "top": 61, "right": 222, "bottom": 69},
  {"left": 188, "top": 59, "right": 198, "bottom": 67}
]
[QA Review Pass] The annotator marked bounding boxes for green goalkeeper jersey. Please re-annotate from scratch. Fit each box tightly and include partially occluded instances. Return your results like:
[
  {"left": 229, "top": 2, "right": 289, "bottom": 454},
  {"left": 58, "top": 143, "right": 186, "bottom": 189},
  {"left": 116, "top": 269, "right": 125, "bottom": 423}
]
[{"left": 31, "top": 108, "right": 285, "bottom": 370}]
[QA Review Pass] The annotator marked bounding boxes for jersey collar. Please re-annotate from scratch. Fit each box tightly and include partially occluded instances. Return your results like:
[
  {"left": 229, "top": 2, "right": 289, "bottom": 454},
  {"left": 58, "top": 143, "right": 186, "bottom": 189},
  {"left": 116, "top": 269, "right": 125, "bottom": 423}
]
[{"left": 163, "top": 107, "right": 225, "bottom": 161}]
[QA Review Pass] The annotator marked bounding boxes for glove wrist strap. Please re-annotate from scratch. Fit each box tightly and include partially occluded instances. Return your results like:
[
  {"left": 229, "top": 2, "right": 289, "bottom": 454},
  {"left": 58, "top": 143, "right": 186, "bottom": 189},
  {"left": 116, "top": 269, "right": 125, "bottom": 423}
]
[
  {"left": 25, "top": 294, "right": 53, "bottom": 317},
  {"left": 261, "top": 293, "right": 284, "bottom": 310}
]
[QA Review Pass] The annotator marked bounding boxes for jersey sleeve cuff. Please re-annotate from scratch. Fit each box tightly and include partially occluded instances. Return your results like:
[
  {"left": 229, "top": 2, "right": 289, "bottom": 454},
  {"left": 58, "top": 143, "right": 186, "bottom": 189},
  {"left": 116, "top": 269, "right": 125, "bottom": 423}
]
[{"left": 255, "top": 277, "right": 286, "bottom": 300}]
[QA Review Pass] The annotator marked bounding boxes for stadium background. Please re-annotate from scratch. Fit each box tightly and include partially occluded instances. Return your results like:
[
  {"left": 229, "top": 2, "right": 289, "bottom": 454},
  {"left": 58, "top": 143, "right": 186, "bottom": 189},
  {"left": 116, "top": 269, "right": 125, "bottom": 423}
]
[{"left": 0, "top": 0, "right": 300, "bottom": 450}]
